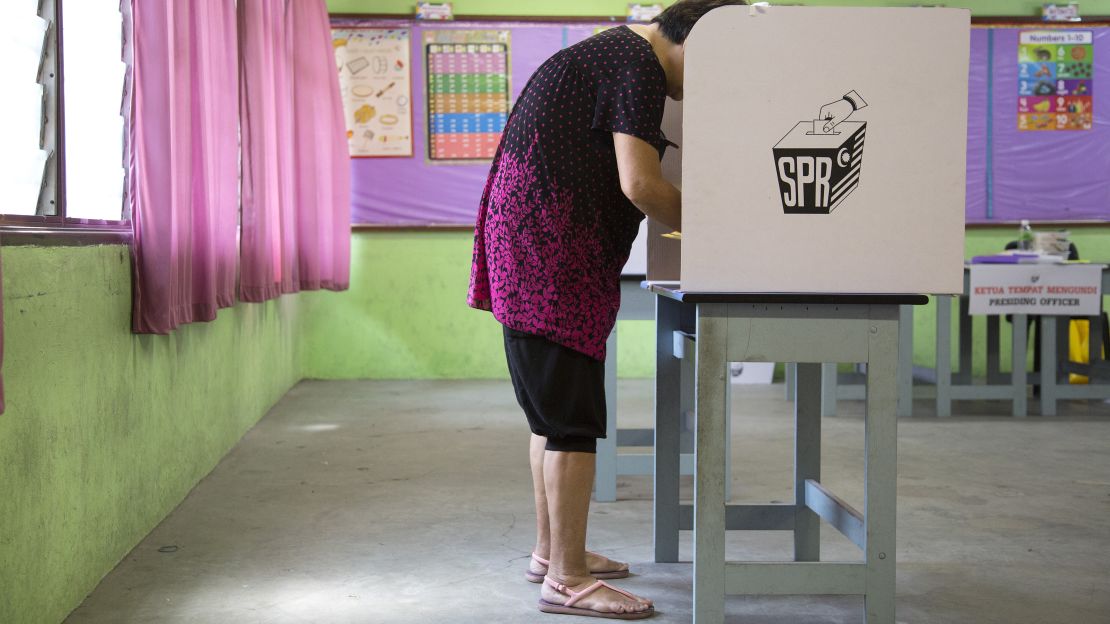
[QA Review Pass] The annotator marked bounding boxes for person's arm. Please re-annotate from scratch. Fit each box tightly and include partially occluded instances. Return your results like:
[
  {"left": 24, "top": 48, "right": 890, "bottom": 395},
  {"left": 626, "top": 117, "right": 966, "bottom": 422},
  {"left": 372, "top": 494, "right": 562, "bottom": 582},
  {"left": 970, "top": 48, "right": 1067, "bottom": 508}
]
[{"left": 613, "top": 132, "right": 681, "bottom": 232}]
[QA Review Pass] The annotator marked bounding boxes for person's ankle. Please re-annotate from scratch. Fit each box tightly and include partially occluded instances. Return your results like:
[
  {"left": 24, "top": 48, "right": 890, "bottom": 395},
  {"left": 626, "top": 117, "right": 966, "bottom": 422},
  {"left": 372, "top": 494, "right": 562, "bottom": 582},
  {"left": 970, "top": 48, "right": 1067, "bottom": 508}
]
[
  {"left": 546, "top": 569, "right": 593, "bottom": 587},
  {"left": 534, "top": 543, "right": 551, "bottom": 559}
]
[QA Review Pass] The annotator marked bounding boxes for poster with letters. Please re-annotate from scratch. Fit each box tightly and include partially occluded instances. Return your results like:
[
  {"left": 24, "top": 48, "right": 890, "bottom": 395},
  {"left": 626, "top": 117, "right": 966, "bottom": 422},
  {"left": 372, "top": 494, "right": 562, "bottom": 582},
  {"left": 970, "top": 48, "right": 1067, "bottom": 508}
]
[{"left": 333, "top": 28, "right": 414, "bottom": 157}]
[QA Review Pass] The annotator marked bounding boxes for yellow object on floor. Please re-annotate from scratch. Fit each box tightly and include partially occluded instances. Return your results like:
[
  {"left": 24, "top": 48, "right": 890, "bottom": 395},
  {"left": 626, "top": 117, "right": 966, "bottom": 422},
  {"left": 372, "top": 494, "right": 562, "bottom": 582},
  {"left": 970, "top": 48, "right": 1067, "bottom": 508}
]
[{"left": 1068, "top": 319, "right": 1105, "bottom": 384}]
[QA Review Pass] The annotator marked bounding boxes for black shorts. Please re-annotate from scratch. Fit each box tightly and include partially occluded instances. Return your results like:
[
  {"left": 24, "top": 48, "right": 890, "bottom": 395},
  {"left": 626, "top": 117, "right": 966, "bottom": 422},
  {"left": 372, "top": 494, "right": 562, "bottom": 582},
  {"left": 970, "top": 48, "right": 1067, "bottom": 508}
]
[{"left": 502, "top": 325, "right": 607, "bottom": 453}]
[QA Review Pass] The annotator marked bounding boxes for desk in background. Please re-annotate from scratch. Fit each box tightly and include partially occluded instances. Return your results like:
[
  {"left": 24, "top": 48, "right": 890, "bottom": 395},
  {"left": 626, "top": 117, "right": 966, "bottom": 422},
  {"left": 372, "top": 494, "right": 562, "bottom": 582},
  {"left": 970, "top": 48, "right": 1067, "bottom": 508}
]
[{"left": 934, "top": 264, "right": 1110, "bottom": 417}]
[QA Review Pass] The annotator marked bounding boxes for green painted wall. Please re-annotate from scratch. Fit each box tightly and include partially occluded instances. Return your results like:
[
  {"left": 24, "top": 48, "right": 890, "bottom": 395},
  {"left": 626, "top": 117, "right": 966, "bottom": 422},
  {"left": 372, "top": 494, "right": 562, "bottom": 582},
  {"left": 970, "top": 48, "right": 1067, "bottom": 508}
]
[
  {"left": 327, "top": 0, "right": 1110, "bottom": 17},
  {"left": 303, "top": 227, "right": 1110, "bottom": 381},
  {"left": 0, "top": 244, "right": 304, "bottom": 624},
  {"left": 300, "top": 232, "right": 657, "bottom": 379}
]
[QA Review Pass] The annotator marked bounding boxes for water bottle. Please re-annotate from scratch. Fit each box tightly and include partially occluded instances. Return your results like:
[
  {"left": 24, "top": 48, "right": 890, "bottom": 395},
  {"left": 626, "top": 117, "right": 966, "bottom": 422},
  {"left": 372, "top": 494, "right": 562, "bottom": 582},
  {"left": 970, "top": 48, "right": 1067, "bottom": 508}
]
[{"left": 1018, "top": 220, "right": 1034, "bottom": 251}]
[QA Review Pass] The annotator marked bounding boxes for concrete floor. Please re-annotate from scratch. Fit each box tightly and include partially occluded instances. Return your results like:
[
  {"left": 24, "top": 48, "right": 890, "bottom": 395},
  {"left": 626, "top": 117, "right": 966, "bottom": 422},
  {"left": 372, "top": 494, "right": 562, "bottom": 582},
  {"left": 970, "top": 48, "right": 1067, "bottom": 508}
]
[{"left": 65, "top": 380, "right": 1110, "bottom": 624}]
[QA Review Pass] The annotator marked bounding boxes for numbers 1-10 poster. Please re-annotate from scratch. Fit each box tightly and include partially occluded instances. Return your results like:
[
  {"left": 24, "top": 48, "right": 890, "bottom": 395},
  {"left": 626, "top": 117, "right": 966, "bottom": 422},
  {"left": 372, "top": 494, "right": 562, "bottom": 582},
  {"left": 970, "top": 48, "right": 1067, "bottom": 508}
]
[{"left": 1018, "top": 30, "right": 1094, "bottom": 131}]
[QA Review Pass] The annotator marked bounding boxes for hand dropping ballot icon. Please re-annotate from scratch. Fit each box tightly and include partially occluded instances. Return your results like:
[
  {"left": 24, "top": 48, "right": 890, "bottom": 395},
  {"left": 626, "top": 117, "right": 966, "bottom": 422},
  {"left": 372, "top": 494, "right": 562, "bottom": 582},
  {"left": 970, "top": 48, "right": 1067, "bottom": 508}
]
[{"left": 773, "top": 90, "right": 868, "bottom": 214}]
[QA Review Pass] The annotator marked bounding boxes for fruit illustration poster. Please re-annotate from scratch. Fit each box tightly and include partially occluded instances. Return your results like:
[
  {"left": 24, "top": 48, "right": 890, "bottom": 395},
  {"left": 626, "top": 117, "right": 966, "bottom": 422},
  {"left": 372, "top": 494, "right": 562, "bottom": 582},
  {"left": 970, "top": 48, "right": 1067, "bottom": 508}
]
[
  {"left": 1018, "top": 30, "right": 1094, "bottom": 131},
  {"left": 424, "top": 30, "right": 511, "bottom": 162},
  {"left": 333, "top": 28, "right": 414, "bottom": 157}
]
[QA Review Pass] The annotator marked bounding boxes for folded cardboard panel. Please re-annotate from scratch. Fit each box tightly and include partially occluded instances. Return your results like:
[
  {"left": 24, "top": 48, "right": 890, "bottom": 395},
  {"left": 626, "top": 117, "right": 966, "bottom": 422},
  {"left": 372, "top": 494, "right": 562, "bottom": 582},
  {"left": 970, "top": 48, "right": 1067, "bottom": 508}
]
[
  {"left": 647, "top": 99, "right": 682, "bottom": 282},
  {"left": 680, "top": 6, "right": 969, "bottom": 294}
]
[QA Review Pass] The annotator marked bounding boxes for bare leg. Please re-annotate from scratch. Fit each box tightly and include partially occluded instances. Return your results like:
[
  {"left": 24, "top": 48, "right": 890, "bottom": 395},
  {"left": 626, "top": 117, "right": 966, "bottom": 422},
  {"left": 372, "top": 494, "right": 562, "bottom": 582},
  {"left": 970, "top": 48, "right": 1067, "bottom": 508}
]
[
  {"left": 530, "top": 434, "right": 551, "bottom": 559},
  {"left": 539, "top": 450, "right": 652, "bottom": 615},
  {"left": 544, "top": 450, "right": 594, "bottom": 579},
  {"left": 529, "top": 436, "right": 628, "bottom": 578}
]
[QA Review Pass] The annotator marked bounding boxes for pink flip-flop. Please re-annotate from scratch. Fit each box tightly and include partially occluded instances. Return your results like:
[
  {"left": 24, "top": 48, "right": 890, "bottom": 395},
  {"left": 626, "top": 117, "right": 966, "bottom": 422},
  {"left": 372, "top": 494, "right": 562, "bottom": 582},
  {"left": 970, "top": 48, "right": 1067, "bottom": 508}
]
[
  {"left": 525, "top": 552, "right": 631, "bottom": 583},
  {"left": 539, "top": 576, "right": 655, "bottom": 620}
]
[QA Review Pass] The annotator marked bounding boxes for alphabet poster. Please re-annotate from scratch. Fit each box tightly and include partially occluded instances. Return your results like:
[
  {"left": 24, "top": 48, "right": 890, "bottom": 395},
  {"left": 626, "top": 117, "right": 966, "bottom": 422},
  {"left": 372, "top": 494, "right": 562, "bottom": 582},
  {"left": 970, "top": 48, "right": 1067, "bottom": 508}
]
[
  {"left": 424, "top": 30, "right": 511, "bottom": 162},
  {"left": 1018, "top": 30, "right": 1094, "bottom": 131},
  {"left": 333, "top": 28, "right": 414, "bottom": 157}
]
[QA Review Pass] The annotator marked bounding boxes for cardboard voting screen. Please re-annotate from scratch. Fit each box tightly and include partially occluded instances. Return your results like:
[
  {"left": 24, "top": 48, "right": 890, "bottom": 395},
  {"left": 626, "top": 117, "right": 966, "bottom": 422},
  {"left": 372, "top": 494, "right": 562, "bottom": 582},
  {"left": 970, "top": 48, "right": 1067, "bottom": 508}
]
[
  {"left": 646, "top": 99, "right": 682, "bottom": 282},
  {"left": 680, "top": 6, "right": 970, "bottom": 294},
  {"left": 625, "top": 99, "right": 682, "bottom": 277}
]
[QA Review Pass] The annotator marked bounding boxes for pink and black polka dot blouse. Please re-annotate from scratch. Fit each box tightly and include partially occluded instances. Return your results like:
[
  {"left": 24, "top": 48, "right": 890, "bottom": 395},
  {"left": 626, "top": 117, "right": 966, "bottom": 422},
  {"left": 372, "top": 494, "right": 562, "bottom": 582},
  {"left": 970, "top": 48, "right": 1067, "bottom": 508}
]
[{"left": 467, "top": 26, "right": 671, "bottom": 361}]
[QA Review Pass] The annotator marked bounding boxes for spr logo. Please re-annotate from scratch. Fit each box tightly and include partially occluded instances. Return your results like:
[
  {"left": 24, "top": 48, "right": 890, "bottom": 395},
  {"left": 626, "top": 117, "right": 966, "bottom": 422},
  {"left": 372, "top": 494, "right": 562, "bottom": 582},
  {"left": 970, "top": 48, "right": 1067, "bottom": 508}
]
[{"left": 773, "top": 90, "right": 868, "bottom": 215}]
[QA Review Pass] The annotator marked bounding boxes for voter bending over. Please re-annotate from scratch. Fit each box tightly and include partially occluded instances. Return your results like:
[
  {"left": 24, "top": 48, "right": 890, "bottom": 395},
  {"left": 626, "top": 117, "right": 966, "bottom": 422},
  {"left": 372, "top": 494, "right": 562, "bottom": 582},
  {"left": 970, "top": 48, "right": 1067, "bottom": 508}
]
[{"left": 466, "top": 1, "right": 748, "bottom": 619}]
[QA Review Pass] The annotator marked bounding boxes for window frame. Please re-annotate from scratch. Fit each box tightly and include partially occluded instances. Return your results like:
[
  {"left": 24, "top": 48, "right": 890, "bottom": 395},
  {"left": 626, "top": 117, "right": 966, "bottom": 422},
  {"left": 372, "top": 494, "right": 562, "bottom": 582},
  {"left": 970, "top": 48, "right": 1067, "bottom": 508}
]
[{"left": 0, "top": 0, "right": 132, "bottom": 244}]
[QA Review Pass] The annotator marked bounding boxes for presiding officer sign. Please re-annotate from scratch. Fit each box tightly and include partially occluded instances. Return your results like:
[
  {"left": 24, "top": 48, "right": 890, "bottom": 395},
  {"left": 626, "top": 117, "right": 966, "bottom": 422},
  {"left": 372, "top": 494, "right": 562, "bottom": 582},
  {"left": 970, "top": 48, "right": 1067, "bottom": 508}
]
[{"left": 969, "top": 264, "right": 1105, "bottom": 316}]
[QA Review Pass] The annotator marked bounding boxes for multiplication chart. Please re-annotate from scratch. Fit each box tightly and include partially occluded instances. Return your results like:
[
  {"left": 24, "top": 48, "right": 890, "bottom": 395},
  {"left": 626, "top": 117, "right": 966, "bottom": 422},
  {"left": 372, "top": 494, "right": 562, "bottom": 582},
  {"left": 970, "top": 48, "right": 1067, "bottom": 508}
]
[
  {"left": 424, "top": 30, "right": 511, "bottom": 161},
  {"left": 1018, "top": 30, "right": 1094, "bottom": 131}
]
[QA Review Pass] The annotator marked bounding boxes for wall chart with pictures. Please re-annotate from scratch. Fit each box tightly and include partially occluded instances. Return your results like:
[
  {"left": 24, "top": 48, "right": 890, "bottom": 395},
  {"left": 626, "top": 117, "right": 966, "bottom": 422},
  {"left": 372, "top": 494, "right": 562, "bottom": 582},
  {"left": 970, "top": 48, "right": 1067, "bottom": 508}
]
[
  {"left": 947, "top": 26, "right": 1109, "bottom": 222},
  {"left": 1018, "top": 30, "right": 1094, "bottom": 131},
  {"left": 333, "top": 27, "right": 414, "bottom": 157}
]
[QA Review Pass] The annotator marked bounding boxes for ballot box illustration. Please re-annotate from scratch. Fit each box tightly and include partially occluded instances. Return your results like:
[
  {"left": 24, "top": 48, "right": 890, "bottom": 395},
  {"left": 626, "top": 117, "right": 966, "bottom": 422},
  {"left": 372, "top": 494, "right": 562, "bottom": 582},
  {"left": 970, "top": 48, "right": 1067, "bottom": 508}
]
[
  {"left": 773, "top": 120, "right": 866, "bottom": 214},
  {"left": 662, "top": 5, "right": 970, "bottom": 295}
]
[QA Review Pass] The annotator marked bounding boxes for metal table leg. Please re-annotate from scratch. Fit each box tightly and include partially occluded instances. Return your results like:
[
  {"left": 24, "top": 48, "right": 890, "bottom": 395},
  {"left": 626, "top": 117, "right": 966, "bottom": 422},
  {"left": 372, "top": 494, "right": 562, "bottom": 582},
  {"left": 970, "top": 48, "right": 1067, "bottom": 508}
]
[
  {"left": 653, "top": 296, "right": 683, "bottom": 563},
  {"left": 935, "top": 295, "right": 953, "bottom": 418},
  {"left": 594, "top": 329, "right": 619, "bottom": 502},
  {"left": 1012, "top": 314, "right": 1028, "bottom": 417},
  {"left": 693, "top": 303, "right": 729, "bottom": 624},
  {"left": 794, "top": 363, "right": 822, "bottom": 562},
  {"left": 864, "top": 312, "right": 899, "bottom": 622},
  {"left": 1041, "top": 316, "right": 1059, "bottom": 416},
  {"left": 897, "top": 305, "right": 914, "bottom": 417}
]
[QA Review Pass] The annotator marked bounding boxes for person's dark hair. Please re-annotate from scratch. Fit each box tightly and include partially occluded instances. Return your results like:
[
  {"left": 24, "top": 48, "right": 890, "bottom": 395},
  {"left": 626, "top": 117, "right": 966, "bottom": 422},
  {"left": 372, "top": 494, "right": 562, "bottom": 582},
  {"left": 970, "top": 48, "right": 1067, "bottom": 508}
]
[{"left": 651, "top": 0, "right": 749, "bottom": 45}]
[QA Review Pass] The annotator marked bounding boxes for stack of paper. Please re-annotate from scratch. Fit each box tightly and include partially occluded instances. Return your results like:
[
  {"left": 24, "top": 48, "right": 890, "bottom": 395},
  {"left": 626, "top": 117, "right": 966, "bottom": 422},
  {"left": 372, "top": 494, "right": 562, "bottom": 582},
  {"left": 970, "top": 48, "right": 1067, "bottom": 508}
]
[{"left": 971, "top": 252, "right": 1067, "bottom": 265}]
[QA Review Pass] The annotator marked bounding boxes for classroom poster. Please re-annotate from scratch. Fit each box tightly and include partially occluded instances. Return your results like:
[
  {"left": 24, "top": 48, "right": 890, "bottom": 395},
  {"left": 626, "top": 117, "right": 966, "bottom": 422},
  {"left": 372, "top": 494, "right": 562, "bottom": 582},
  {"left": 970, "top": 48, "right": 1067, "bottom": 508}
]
[
  {"left": 333, "top": 28, "right": 414, "bottom": 157},
  {"left": 424, "top": 30, "right": 511, "bottom": 162},
  {"left": 1018, "top": 30, "right": 1094, "bottom": 131}
]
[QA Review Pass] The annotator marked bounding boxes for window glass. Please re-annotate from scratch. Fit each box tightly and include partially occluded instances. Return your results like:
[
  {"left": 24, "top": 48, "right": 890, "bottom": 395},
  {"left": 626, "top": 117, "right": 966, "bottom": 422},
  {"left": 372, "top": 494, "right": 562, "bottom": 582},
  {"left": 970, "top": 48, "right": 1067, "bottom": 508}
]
[
  {"left": 62, "top": 0, "right": 127, "bottom": 220},
  {"left": 0, "top": 0, "right": 51, "bottom": 216}
]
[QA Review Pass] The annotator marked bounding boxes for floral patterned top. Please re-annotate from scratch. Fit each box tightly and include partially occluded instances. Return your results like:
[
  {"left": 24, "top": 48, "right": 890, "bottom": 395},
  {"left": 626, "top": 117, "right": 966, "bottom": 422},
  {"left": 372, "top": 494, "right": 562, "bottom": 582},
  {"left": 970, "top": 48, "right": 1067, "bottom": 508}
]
[{"left": 467, "top": 26, "right": 670, "bottom": 361}]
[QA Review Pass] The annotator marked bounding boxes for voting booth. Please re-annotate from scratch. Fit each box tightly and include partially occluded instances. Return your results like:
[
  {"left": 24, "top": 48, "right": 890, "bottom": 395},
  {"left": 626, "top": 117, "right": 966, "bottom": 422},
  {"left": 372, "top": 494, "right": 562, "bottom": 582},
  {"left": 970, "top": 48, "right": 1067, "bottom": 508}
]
[
  {"left": 650, "top": 5, "right": 969, "bottom": 295},
  {"left": 645, "top": 7, "right": 970, "bottom": 624}
]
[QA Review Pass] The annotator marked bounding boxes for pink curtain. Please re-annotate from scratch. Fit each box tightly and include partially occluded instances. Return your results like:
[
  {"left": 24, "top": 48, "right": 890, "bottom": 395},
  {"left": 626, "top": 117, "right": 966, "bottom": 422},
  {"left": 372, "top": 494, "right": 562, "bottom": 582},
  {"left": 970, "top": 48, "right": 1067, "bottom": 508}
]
[
  {"left": 238, "top": 0, "right": 351, "bottom": 302},
  {"left": 1, "top": 234, "right": 5, "bottom": 414},
  {"left": 127, "top": 0, "right": 239, "bottom": 333}
]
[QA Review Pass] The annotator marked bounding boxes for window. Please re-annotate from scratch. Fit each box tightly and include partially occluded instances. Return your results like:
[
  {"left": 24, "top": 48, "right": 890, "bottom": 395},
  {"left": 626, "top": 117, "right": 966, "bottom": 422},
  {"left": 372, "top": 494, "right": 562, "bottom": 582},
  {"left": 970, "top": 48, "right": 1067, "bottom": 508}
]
[
  {"left": 61, "top": 0, "right": 127, "bottom": 221},
  {"left": 0, "top": 0, "right": 53, "bottom": 217},
  {"left": 0, "top": 0, "right": 128, "bottom": 234}
]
